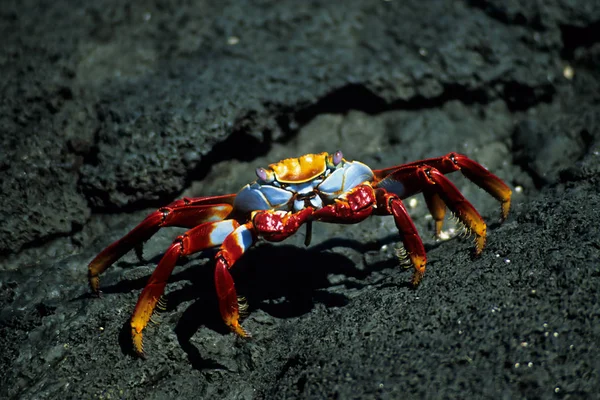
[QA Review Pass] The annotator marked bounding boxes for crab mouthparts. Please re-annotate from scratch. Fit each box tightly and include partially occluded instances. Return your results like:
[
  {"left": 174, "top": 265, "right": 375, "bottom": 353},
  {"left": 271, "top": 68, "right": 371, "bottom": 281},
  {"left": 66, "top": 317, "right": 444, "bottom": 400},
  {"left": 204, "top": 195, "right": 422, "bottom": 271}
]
[{"left": 294, "top": 192, "right": 323, "bottom": 211}]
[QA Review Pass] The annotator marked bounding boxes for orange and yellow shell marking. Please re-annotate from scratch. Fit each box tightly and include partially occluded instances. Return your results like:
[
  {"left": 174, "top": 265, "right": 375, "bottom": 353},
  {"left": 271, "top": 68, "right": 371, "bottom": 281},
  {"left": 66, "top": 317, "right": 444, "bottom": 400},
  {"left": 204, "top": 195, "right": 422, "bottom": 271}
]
[{"left": 262, "top": 152, "right": 332, "bottom": 184}]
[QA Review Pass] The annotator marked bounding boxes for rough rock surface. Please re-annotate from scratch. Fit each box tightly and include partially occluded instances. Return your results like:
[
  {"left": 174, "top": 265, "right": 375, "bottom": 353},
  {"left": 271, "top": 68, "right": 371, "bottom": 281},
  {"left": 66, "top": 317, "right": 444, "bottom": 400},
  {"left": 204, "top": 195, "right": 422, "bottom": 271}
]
[{"left": 1, "top": 1, "right": 599, "bottom": 399}]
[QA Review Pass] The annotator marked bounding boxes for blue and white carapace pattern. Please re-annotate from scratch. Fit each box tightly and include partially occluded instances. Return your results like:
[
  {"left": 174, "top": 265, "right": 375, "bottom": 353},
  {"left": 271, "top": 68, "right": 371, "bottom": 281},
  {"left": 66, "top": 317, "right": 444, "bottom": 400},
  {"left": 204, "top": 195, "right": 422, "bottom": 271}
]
[{"left": 233, "top": 157, "right": 375, "bottom": 213}]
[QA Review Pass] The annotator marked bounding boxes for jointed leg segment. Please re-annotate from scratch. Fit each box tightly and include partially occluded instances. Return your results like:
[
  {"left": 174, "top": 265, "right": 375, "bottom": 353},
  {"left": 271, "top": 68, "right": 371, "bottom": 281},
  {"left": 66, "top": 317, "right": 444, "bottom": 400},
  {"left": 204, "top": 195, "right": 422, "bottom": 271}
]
[
  {"left": 130, "top": 219, "right": 240, "bottom": 356},
  {"left": 214, "top": 222, "right": 256, "bottom": 338},
  {"left": 374, "top": 152, "right": 512, "bottom": 222},
  {"left": 203, "top": 208, "right": 316, "bottom": 343},
  {"left": 373, "top": 153, "right": 512, "bottom": 285},
  {"left": 374, "top": 189, "right": 427, "bottom": 286},
  {"left": 88, "top": 195, "right": 235, "bottom": 294},
  {"left": 417, "top": 166, "right": 488, "bottom": 254}
]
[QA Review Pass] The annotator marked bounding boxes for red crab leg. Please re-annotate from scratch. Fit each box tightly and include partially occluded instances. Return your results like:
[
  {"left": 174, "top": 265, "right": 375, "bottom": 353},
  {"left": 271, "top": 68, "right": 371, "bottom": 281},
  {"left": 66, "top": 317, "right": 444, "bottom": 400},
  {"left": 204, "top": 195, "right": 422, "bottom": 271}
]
[
  {"left": 375, "top": 158, "right": 503, "bottom": 284},
  {"left": 215, "top": 207, "right": 314, "bottom": 336},
  {"left": 373, "top": 152, "right": 512, "bottom": 221},
  {"left": 421, "top": 167, "right": 489, "bottom": 254},
  {"left": 309, "top": 184, "right": 426, "bottom": 285},
  {"left": 130, "top": 219, "right": 240, "bottom": 357},
  {"left": 214, "top": 223, "right": 256, "bottom": 338},
  {"left": 88, "top": 194, "right": 236, "bottom": 294},
  {"left": 374, "top": 188, "right": 428, "bottom": 286},
  {"left": 380, "top": 164, "right": 489, "bottom": 255}
]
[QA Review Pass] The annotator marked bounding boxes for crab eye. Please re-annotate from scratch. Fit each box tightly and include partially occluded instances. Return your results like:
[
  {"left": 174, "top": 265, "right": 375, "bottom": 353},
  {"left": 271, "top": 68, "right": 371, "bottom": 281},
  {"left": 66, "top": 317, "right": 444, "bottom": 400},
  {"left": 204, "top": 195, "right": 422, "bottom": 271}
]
[
  {"left": 256, "top": 167, "right": 273, "bottom": 183},
  {"left": 333, "top": 150, "right": 343, "bottom": 166}
]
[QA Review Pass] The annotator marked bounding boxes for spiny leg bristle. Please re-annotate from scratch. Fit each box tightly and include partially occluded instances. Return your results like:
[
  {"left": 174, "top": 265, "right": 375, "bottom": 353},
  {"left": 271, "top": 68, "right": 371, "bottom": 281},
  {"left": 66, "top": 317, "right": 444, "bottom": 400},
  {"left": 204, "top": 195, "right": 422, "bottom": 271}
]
[
  {"left": 460, "top": 225, "right": 473, "bottom": 239},
  {"left": 132, "top": 329, "right": 145, "bottom": 358},
  {"left": 149, "top": 314, "right": 161, "bottom": 325},
  {"left": 157, "top": 295, "right": 168, "bottom": 311},
  {"left": 238, "top": 296, "right": 249, "bottom": 319},
  {"left": 449, "top": 212, "right": 486, "bottom": 254},
  {"left": 149, "top": 295, "right": 168, "bottom": 325},
  {"left": 395, "top": 245, "right": 412, "bottom": 268},
  {"left": 450, "top": 212, "right": 473, "bottom": 239}
]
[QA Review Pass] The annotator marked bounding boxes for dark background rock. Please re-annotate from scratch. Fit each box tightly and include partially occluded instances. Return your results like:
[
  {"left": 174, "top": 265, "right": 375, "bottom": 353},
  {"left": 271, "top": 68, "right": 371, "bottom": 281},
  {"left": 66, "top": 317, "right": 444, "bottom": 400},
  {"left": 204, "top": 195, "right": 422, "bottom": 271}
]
[{"left": 1, "top": 1, "right": 599, "bottom": 399}]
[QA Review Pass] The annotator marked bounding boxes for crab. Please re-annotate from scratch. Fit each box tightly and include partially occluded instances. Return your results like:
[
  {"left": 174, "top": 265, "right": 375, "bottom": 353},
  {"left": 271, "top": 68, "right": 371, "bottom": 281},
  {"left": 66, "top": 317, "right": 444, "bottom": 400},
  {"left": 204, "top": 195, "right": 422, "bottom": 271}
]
[{"left": 88, "top": 151, "right": 511, "bottom": 357}]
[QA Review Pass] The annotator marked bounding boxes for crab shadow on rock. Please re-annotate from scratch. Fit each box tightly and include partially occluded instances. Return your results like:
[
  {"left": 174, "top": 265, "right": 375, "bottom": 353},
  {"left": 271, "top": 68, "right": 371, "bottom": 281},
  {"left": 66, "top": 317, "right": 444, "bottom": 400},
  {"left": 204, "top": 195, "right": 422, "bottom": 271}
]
[{"left": 101, "top": 233, "right": 433, "bottom": 368}]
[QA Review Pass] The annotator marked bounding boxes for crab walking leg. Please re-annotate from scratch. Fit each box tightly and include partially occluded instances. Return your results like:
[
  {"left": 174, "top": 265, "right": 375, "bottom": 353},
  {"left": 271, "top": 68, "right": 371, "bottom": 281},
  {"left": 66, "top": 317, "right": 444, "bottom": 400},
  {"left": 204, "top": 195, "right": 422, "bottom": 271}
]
[
  {"left": 214, "top": 224, "right": 255, "bottom": 338},
  {"left": 374, "top": 189, "right": 428, "bottom": 286},
  {"left": 450, "top": 154, "right": 512, "bottom": 221},
  {"left": 423, "top": 190, "right": 447, "bottom": 237},
  {"left": 215, "top": 207, "right": 314, "bottom": 336},
  {"left": 88, "top": 196, "right": 235, "bottom": 294},
  {"left": 415, "top": 166, "right": 488, "bottom": 255},
  {"left": 373, "top": 153, "right": 512, "bottom": 221},
  {"left": 130, "top": 219, "right": 239, "bottom": 357},
  {"left": 309, "top": 185, "right": 425, "bottom": 284},
  {"left": 432, "top": 153, "right": 512, "bottom": 221}
]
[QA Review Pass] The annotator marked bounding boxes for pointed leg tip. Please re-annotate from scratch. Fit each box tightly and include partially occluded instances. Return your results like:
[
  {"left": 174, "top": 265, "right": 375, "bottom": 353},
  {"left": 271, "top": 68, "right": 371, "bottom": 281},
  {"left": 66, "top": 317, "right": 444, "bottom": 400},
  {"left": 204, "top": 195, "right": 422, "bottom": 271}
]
[
  {"left": 89, "top": 285, "right": 102, "bottom": 298},
  {"left": 473, "top": 235, "right": 486, "bottom": 257},
  {"left": 231, "top": 322, "right": 252, "bottom": 338},
  {"left": 132, "top": 329, "right": 146, "bottom": 358},
  {"left": 501, "top": 201, "right": 511, "bottom": 222},
  {"left": 411, "top": 274, "right": 423, "bottom": 288},
  {"left": 88, "top": 275, "right": 100, "bottom": 294},
  {"left": 410, "top": 256, "right": 426, "bottom": 287}
]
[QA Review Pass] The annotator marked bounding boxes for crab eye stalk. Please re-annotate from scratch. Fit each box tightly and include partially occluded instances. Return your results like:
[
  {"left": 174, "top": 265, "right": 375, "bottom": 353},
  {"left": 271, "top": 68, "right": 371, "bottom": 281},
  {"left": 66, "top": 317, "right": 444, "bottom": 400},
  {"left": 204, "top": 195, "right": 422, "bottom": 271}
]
[
  {"left": 333, "top": 150, "right": 343, "bottom": 166},
  {"left": 255, "top": 167, "right": 274, "bottom": 183}
]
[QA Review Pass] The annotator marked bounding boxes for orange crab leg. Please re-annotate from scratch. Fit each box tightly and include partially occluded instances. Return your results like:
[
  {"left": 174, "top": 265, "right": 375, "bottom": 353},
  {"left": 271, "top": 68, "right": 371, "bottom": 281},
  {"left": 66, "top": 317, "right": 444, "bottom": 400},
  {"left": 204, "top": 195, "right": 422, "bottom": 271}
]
[
  {"left": 423, "top": 190, "right": 447, "bottom": 237},
  {"left": 131, "top": 219, "right": 240, "bottom": 356},
  {"left": 88, "top": 194, "right": 236, "bottom": 294}
]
